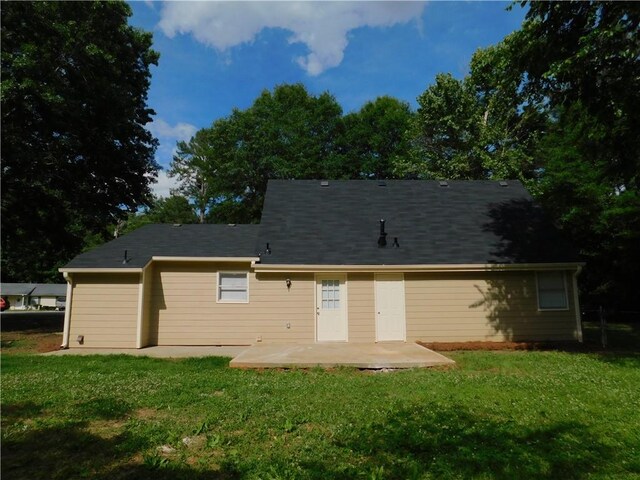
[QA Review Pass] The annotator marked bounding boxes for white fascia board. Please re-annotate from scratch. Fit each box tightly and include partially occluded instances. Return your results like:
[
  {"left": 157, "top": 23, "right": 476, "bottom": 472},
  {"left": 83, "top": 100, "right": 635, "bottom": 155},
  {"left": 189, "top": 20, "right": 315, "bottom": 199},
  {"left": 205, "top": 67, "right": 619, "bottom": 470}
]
[
  {"left": 151, "top": 256, "right": 260, "bottom": 263},
  {"left": 59, "top": 267, "right": 144, "bottom": 273},
  {"left": 59, "top": 257, "right": 259, "bottom": 274},
  {"left": 251, "top": 262, "right": 585, "bottom": 273}
]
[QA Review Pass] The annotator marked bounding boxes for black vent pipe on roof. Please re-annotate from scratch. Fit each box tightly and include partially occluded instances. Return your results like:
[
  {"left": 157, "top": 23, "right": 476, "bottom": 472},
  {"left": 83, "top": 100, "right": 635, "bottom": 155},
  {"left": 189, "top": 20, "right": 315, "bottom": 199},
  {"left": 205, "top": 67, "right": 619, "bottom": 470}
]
[
  {"left": 393, "top": 237, "right": 399, "bottom": 248},
  {"left": 378, "top": 219, "right": 387, "bottom": 247},
  {"left": 265, "top": 243, "right": 271, "bottom": 255},
  {"left": 122, "top": 250, "right": 129, "bottom": 265}
]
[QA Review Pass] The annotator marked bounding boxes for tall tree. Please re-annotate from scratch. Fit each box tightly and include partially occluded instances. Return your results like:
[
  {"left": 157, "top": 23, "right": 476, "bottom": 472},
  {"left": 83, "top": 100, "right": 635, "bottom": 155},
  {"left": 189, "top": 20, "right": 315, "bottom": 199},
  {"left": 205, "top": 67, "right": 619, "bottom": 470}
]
[
  {"left": 399, "top": 65, "right": 545, "bottom": 184},
  {"left": 397, "top": 73, "right": 488, "bottom": 180},
  {"left": 171, "top": 84, "right": 343, "bottom": 224},
  {"left": 536, "top": 104, "right": 640, "bottom": 308},
  {"left": 468, "top": 41, "right": 547, "bottom": 188},
  {"left": 1, "top": 2, "right": 159, "bottom": 282},
  {"left": 513, "top": 1, "right": 640, "bottom": 186},
  {"left": 171, "top": 130, "right": 215, "bottom": 223},
  {"left": 339, "top": 96, "right": 413, "bottom": 179},
  {"left": 511, "top": 1, "right": 640, "bottom": 309}
]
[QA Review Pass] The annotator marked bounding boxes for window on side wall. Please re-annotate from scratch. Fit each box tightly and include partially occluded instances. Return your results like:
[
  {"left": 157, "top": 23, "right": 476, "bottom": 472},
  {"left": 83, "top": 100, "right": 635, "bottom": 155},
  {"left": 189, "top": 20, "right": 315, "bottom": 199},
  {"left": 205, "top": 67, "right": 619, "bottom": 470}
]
[
  {"left": 217, "top": 272, "right": 248, "bottom": 303},
  {"left": 536, "top": 272, "right": 568, "bottom": 310}
]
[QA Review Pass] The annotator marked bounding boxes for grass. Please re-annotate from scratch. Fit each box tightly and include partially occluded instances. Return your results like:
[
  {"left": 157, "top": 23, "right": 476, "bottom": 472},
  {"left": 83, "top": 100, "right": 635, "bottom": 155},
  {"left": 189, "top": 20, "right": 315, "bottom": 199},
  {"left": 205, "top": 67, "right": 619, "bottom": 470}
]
[
  {"left": 2, "top": 341, "right": 639, "bottom": 479},
  {"left": 582, "top": 320, "right": 640, "bottom": 350}
]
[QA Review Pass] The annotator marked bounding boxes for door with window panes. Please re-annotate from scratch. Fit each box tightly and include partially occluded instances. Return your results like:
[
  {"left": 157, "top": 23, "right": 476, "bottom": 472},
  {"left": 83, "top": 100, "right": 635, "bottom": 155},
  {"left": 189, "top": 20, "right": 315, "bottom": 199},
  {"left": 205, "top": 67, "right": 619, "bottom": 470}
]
[{"left": 316, "top": 274, "right": 347, "bottom": 341}]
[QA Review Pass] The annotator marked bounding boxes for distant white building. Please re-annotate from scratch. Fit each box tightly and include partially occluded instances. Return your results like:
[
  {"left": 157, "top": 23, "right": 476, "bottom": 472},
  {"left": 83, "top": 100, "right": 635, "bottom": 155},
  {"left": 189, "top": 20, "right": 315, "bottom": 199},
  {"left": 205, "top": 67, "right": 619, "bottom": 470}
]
[{"left": 0, "top": 283, "right": 67, "bottom": 310}]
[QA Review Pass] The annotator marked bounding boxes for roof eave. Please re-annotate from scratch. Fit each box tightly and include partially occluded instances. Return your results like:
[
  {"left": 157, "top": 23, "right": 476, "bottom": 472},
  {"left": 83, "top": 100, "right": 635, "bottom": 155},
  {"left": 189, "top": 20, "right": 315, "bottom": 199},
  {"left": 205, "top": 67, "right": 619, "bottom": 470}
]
[
  {"left": 251, "top": 262, "right": 585, "bottom": 273},
  {"left": 59, "top": 267, "right": 145, "bottom": 273},
  {"left": 59, "top": 256, "right": 261, "bottom": 273},
  {"left": 151, "top": 256, "right": 260, "bottom": 263}
]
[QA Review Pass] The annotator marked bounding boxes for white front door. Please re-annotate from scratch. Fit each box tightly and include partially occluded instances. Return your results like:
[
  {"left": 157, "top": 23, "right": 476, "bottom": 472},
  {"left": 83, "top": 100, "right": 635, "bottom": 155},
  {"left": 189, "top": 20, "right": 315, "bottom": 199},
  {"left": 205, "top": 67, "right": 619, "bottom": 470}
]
[
  {"left": 375, "top": 274, "right": 406, "bottom": 342},
  {"left": 316, "top": 275, "right": 347, "bottom": 342}
]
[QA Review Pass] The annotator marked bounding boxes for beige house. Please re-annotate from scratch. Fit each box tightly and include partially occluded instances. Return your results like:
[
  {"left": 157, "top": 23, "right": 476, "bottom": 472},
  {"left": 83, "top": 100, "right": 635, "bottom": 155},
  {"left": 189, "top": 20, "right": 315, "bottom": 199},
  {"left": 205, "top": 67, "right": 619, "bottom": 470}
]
[{"left": 60, "top": 180, "right": 583, "bottom": 349}]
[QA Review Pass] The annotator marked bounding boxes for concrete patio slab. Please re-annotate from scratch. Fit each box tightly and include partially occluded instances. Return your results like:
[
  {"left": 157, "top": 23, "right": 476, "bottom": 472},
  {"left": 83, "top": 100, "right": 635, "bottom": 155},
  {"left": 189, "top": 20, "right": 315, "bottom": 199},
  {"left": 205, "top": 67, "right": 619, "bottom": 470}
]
[
  {"left": 43, "top": 345, "right": 248, "bottom": 358},
  {"left": 229, "top": 343, "right": 455, "bottom": 369}
]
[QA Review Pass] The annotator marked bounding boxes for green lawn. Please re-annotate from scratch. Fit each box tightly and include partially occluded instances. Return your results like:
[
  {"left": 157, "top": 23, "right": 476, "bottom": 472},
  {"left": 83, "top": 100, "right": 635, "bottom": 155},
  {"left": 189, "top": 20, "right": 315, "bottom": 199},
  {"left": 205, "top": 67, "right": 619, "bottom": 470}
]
[{"left": 2, "top": 347, "right": 639, "bottom": 480}]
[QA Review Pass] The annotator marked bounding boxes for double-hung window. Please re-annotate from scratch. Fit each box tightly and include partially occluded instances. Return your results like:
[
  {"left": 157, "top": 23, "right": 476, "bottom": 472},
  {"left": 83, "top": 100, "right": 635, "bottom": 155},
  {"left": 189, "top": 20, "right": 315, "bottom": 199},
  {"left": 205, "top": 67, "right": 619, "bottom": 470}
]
[
  {"left": 536, "top": 272, "right": 568, "bottom": 310},
  {"left": 217, "top": 272, "right": 248, "bottom": 303}
]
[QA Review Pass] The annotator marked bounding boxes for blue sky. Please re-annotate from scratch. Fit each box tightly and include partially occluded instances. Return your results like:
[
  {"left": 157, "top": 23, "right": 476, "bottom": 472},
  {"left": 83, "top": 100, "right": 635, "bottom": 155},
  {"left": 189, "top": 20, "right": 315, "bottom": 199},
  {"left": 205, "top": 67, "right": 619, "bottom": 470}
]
[{"left": 128, "top": 1, "right": 527, "bottom": 196}]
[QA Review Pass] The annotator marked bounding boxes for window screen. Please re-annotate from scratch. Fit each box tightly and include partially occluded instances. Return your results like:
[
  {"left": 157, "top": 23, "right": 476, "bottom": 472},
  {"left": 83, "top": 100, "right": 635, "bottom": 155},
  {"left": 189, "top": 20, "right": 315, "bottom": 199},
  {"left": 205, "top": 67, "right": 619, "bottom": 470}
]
[
  {"left": 537, "top": 272, "right": 568, "bottom": 310},
  {"left": 218, "top": 273, "right": 248, "bottom": 302}
]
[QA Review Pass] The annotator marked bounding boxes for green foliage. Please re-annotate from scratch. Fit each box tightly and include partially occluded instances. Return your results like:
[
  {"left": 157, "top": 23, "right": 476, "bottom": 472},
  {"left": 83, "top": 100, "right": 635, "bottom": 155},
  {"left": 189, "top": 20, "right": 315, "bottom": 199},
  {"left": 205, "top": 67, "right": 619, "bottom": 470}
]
[
  {"left": 2, "top": 351, "right": 639, "bottom": 478},
  {"left": 399, "top": 73, "right": 488, "bottom": 179},
  {"left": 514, "top": 1, "right": 640, "bottom": 186},
  {"left": 511, "top": 1, "right": 640, "bottom": 309},
  {"left": 468, "top": 40, "right": 548, "bottom": 188},
  {"left": 171, "top": 83, "right": 344, "bottom": 224},
  {"left": 400, "top": 65, "right": 545, "bottom": 185},
  {"left": 339, "top": 96, "right": 413, "bottom": 179},
  {"left": 142, "top": 453, "right": 170, "bottom": 470},
  {"left": 537, "top": 104, "right": 640, "bottom": 307},
  {"left": 402, "top": 1, "right": 639, "bottom": 309},
  {"left": 1, "top": 1, "right": 159, "bottom": 282},
  {"left": 171, "top": 130, "right": 216, "bottom": 224},
  {"left": 118, "top": 195, "right": 198, "bottom": 236},
  {"left": 171, "top": 88, "right": 414, "bottom": 224}
]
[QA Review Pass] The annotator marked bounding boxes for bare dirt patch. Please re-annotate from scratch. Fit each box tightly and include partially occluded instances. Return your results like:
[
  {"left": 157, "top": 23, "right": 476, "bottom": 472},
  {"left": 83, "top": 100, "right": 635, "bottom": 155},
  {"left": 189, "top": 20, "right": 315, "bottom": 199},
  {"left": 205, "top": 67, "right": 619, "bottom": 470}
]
[
  {"left": 1, "top": 331, "right": 62, "bottom": 354},
  {"left": 34, "top": 333, "right": 63, "bottom": 352},
  {"left": 418, "top": 340, "right": 585, "bottom": 352},
  {"left": 133, "top": 408, "right": 158, "bottom": 420},
  {"left": 1, "top": 311, "right": 64, "bottom": 354}
]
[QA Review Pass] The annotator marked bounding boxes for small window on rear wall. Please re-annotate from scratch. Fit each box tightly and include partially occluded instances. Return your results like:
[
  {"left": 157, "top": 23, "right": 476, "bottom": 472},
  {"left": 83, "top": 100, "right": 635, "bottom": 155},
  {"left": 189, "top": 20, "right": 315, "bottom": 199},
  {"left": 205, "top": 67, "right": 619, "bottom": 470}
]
[
  {"left": 218, "top": 272, "right": 248, "bottom": 303},
  {"left": 537, "top": 272, "right": 568, "bottom": 310}
]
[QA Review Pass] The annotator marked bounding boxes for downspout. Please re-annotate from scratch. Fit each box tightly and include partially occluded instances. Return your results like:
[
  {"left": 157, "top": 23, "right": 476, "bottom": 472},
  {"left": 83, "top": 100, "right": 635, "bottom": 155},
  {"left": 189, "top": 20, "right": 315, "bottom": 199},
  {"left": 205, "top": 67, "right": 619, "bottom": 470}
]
[
  {"left": 572, "top": 266, "right": 583, "bottom": 343},
  {"left": 135, "top": 262, "right": 151, "bottom": 349},
  {"left": 61, "top": 272, "right": 73, "bottom": 349}
]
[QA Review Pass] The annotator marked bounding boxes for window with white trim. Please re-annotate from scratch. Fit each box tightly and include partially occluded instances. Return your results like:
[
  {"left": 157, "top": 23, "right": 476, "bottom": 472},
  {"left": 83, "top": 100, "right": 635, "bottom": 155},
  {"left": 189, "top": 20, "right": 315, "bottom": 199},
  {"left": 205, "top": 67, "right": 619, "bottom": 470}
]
[
  {"left": 537, "top": 272, "right": 568, "bottom": 310},
  {"left": 218, "top": 272, "right": 248, "bottom": 303}
]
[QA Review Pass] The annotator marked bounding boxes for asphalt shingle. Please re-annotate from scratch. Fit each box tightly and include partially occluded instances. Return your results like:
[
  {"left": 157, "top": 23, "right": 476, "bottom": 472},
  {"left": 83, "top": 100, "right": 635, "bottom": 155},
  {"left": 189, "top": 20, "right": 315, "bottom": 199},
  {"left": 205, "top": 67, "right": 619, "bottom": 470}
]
[
  {"left": 256, "top": 180, "right": 576, "bottom": 265},
  {"left": 63, "top": 180, "right": 576, "bottom": 269},
  {"left": 64, "top": 224, "right": 259, "bottom": 269}
]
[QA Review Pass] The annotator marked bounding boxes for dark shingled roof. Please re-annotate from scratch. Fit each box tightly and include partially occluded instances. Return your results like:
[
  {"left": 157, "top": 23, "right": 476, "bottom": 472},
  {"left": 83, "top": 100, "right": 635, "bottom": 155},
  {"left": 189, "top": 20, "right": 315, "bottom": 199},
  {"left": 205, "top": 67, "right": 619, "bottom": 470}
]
[
  {"left": 256, "top": 180, "right": 577, "bottom": 265},
  {"left": 64, "top": 224, "right": 259, "bottom": 269},
  {"left": 63, "top": 180, "right": 577, "bottom": 269}
]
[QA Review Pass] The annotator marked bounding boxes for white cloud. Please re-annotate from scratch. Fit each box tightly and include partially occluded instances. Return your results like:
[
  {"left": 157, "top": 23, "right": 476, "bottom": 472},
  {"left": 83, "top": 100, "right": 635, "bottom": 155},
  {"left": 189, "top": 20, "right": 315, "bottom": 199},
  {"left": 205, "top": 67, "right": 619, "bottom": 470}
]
[
  {"left": 150, "top": 170, "right": 180, "bottom": 199},
  {"left": 158, "top": 2, "right": 426, "bottom": 76},
  {"left": 146, "top": 118, "right": 198, "bottom": 197},
  {"left": 147, "top": 118, "right": 197, "bottom": 143},
  {"left": 146, "top": 118, "right": 197, "bottom": 167}
]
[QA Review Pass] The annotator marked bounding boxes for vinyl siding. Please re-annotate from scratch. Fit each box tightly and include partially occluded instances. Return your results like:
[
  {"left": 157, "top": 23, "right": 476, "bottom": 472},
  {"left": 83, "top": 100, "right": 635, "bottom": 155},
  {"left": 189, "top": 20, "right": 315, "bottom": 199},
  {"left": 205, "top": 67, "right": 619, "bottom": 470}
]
[
  {"left": 68, "top": 273, "right": 139, "bottom": 348},
  {"left": 347, "top": 273, "right": 376, "bottom": 342},
  {"left": 140, "top": 265, "right": 154, "bottom": 347},
  {"left": 148, "top": 263, "right": 315, "bottom": 345},
  {"left": 405, "top": 271, "right": 578, "bottom": 342},
  {"left": 66, "top": 266, "right": 579, "bottom": 348}
]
